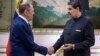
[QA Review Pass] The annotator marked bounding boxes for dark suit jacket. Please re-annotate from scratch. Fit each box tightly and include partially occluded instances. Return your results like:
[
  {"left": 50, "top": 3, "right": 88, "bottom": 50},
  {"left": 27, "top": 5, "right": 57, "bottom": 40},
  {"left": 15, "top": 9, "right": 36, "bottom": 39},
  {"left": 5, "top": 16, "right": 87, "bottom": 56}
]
[
  {"left": 53, "top": 15, "right": 95, "bottom": 56},
  {"left": 10, "top": 16, "right": 47, "bottom": 56}
]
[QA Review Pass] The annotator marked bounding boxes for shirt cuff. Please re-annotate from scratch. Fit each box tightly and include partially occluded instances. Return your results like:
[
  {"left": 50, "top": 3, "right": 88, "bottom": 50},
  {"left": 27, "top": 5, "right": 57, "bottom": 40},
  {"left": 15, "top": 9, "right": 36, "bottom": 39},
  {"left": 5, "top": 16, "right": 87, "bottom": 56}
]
[{"left": 72, "top": 44, "right": 75, "bottom": 50}]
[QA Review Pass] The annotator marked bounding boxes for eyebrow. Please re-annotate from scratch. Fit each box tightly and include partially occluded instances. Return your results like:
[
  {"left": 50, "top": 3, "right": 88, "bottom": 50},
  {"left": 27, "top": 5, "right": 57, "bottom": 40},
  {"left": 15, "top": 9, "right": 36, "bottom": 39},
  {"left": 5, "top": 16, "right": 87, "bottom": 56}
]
[{"left": 68, "top": 8, "right": 72, "bottom": 10}]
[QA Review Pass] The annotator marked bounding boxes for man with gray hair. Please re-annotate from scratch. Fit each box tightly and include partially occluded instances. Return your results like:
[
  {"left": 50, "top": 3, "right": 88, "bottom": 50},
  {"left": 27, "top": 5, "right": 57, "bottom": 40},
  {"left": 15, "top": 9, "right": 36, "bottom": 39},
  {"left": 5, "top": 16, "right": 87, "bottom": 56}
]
[{"left": 9, "top": 3, "right": 50, "bottom": 56}]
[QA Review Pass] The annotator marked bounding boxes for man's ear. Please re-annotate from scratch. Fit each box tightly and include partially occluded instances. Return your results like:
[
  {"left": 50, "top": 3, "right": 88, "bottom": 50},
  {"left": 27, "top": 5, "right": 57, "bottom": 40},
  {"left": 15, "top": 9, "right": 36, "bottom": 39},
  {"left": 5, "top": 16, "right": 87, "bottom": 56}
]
[
  {"left": 76, "top": 7, "right": 79, "bottom": 11},
  {"left": 24, "top": 10, "right": 28, "bottom": 15}
]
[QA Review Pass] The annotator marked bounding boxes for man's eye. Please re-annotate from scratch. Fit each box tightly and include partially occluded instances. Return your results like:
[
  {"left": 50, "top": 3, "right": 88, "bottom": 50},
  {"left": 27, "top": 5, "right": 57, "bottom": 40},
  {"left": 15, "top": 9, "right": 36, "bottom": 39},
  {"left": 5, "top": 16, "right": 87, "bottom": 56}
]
[{"left": 68, "top": 8, "right": 72, "bottom": 10}]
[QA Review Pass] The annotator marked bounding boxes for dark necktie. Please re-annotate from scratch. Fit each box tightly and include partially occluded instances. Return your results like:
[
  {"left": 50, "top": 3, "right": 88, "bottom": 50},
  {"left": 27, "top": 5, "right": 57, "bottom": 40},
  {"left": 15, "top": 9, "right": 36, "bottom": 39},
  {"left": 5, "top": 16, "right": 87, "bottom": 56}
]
[
  {"left": 28, "top": 23, "right": 32, "bottom": 30},
  {"left": 28, "top": 23, "right": 31, "bottom": 27}
]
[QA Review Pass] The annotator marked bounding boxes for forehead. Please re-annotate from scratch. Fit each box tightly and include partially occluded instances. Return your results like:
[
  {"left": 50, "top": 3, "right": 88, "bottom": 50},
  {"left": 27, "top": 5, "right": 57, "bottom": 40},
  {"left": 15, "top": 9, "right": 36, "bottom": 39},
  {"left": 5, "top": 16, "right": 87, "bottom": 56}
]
[
  {"left": 67, "top": 5, "right": 73, "bottom": 9},
  {"left": 28, "top": 4, "right": 32, "bottom": 8},
  {"left": 29, "top": 4, "right": 33, "bottom": 7},
  {"left": 29, "top": 4, "right": 34, "bottom": 10}
]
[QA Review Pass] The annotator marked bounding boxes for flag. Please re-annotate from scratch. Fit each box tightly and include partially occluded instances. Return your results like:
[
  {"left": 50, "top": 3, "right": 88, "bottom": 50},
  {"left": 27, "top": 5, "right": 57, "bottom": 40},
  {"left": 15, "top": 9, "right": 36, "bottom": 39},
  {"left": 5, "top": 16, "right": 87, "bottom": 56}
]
[
  {"left": 6, "top": 0, "right": 24, "bottom": 56},
  {"left": 13, "top": 0, "right": 23, "bottom": 19}
]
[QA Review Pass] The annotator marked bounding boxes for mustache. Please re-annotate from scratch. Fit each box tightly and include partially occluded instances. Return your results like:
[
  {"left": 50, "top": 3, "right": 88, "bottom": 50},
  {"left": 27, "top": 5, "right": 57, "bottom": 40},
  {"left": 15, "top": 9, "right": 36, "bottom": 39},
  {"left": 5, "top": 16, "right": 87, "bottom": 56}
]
[{"left": 68, "top": 12, "right": 71, "bottom": 15}]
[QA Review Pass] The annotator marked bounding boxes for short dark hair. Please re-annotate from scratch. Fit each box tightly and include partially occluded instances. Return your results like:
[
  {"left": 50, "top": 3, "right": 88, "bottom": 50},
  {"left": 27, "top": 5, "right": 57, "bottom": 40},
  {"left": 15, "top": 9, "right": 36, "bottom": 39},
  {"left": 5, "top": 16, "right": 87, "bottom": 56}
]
[
  {"left": 19, "top": 3, "right": 31, "bottom": 14},
  {"left": 68, "top": 0, "right": 81, "bottom": 11}
]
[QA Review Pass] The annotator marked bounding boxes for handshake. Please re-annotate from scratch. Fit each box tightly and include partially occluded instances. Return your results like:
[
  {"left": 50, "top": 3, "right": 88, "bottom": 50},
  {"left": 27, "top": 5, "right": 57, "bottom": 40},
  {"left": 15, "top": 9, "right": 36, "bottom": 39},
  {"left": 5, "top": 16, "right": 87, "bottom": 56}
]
[
  {"left": 47, "top": 44, "right": 74, "bottom": 55},
  {"left": 47, "top": 46, "right": 54, "bottom": 55}
]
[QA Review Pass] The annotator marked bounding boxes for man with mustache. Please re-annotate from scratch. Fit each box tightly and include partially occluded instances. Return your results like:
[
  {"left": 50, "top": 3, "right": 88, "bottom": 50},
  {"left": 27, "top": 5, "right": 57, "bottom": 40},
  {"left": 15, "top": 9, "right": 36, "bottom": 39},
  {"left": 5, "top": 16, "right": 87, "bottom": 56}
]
[{"left": 49, "top": 1, "right": 95, "bottom": 56}]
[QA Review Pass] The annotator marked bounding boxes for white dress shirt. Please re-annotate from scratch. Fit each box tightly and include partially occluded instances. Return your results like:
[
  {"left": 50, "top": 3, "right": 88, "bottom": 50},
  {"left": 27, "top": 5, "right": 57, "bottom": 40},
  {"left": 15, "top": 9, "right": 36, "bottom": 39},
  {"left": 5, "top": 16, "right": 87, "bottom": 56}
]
[{"left": 19, "top": 15, "right": 29, "bottom": 24}]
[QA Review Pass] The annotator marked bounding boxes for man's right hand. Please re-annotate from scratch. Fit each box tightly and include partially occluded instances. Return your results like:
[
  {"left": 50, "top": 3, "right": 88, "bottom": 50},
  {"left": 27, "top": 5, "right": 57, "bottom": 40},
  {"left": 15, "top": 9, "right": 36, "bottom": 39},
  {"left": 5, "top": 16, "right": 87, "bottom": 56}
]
[{"left": 48, "top": 46, "right": 54, "bottom": 55}]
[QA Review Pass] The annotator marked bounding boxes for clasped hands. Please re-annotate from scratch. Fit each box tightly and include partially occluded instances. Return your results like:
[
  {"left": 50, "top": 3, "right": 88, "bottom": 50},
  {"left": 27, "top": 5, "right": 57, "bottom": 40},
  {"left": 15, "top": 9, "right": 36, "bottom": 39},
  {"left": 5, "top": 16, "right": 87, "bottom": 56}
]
[{"left": 47, "top": 44, "right": 74, "bottom": 55}]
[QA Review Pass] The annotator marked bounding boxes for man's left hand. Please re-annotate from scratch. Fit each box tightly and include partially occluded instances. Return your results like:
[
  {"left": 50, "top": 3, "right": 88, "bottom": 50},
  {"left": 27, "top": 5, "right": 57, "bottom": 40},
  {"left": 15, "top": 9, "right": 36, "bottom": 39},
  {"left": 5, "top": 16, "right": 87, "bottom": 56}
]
[{"left": 61, "top": 44, "right": 74, "bottom": 51}]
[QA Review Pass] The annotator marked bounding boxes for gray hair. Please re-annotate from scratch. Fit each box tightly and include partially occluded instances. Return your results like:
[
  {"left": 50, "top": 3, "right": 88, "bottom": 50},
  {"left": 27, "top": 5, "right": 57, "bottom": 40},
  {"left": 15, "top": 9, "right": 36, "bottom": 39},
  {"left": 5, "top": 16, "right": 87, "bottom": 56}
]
[{"left": 19, "top": 3, "right": 31, "bottom": 14}]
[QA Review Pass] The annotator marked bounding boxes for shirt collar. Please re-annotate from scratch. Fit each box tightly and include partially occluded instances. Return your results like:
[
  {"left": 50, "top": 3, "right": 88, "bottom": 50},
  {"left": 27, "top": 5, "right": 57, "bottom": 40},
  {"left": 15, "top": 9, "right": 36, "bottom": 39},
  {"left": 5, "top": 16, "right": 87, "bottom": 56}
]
[
  {"left": 18, "top": 15, "right": 29, "bottom": 24},
  {"left": 72, "top": 14, "right": 83, "bottom": 22}
]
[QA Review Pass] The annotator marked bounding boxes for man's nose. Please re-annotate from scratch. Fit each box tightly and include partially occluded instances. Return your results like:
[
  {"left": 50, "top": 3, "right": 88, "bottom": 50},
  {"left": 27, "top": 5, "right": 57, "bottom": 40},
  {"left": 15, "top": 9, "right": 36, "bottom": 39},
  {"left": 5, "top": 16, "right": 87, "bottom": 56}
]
[{"left": 32, "top": 12, "right": 35, "bottom": 15}]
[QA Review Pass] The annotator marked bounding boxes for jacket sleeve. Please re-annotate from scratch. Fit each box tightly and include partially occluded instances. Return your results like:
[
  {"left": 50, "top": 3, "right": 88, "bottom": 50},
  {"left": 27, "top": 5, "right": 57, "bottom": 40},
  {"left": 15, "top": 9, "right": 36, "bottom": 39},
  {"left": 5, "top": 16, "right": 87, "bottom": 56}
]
[
  {"left": 53, "top": 20, "right": 70, "bottom": 53},
  {"left": 53, "top": 34, "right": 64, "bottom": 53},
  {"left": 14, "top": 24, "right": 47, "bottom": 55},
  {"left": 74, "top": 21, "right": 95, "bottom": 50}
]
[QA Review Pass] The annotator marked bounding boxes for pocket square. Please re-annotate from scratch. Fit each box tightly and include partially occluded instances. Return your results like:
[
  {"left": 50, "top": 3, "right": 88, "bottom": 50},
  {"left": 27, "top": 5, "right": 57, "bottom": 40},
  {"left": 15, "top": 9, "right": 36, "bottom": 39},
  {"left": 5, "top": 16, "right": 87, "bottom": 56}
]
[{"left": 75, "top": 29, "right": 81, "bottom": 32}]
